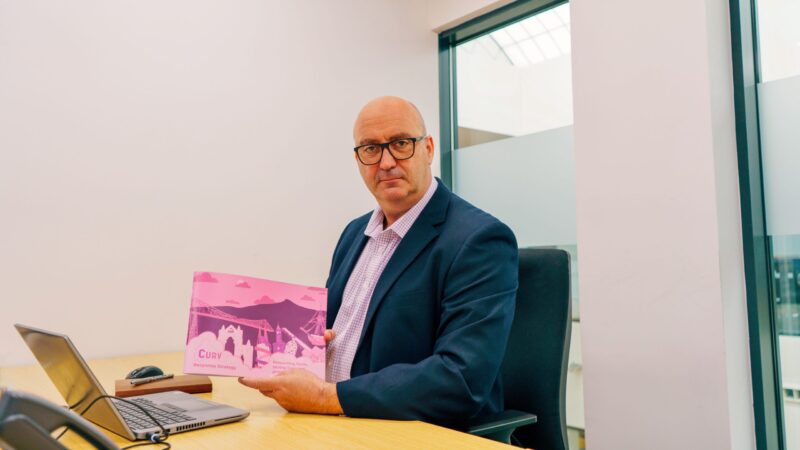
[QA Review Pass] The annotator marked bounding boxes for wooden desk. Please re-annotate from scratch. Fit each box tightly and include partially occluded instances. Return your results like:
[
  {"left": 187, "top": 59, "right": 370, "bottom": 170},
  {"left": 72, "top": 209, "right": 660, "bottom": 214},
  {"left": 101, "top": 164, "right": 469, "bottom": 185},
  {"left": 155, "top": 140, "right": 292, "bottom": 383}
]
[{"left": 0, "top": 352, "right": 510, "bottom": 449}]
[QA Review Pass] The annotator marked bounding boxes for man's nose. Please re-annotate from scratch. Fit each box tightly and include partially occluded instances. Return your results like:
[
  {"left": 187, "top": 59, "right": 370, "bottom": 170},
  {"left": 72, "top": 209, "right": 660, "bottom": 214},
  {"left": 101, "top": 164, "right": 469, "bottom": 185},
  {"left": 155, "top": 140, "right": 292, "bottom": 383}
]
[{"left": 378, "top": 147, "right": 397, "bottom": 170}]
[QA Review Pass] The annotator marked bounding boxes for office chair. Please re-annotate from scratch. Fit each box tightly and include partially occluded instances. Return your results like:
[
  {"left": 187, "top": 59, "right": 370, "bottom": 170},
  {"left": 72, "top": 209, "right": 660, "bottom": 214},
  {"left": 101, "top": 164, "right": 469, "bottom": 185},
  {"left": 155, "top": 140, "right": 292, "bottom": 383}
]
[
  {"left": 0, "top": 388, "right": 119, "bottom": 450},
  {"left": 468, "top": 247, "right": 572, "bottom": 450}
]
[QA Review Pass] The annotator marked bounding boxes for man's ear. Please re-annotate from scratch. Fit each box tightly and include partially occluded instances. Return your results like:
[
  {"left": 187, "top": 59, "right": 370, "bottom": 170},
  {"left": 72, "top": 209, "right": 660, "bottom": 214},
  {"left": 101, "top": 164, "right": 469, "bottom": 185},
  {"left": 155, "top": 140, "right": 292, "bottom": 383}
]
[{"left": 426, "top": 136, "right": 435, "bottom": 164}]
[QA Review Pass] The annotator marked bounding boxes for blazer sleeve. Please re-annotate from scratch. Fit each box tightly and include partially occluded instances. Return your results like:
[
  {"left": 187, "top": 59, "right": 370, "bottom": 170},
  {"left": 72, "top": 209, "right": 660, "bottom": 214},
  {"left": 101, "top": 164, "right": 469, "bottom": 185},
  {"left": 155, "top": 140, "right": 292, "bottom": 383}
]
[{"left": 335, "top": 220, "right": 518, "bottom": 424}]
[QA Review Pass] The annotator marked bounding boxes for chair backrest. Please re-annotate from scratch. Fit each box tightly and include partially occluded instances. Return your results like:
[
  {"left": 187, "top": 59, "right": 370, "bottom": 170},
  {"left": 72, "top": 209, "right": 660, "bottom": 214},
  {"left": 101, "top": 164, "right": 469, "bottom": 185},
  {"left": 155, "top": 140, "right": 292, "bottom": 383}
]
[{"left": 502, "top": 248, "right": 572, "bottom": 450}]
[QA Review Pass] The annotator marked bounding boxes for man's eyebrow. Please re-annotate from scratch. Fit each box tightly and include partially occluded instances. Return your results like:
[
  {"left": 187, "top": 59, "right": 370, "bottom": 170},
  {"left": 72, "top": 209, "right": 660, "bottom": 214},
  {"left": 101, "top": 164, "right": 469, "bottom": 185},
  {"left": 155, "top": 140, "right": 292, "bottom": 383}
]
[
  {"left": 388, "top": 133, "right": 414, "bottom": 140},
  {"left": 357, "top": 138, "right": 380, "bottom": 145},
  {"left": 357, "top": 133, "right": 415, "bottom": 146}
]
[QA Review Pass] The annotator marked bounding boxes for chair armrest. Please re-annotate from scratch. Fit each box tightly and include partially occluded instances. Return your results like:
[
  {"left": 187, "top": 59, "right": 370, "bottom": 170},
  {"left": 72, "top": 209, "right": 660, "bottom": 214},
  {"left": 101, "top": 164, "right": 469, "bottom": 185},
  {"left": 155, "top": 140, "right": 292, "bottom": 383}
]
[{"left": 467, "top": 409, "right": 537, "bottom": 437}]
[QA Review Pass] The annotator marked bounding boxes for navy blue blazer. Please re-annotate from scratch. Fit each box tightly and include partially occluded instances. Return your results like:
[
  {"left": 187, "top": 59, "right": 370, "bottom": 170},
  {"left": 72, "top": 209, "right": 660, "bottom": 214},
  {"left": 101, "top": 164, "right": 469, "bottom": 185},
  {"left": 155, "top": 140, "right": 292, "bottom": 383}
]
[{"left": 326, "top": 180, "right": 518, "bottom": 427}]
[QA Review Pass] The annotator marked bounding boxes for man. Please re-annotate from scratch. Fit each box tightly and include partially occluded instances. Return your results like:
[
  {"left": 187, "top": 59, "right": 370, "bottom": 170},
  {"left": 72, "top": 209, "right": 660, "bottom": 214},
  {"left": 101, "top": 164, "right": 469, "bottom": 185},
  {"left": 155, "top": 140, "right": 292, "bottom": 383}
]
[{"left": 240, "top": 96, "right": 518, "bottom": 427}]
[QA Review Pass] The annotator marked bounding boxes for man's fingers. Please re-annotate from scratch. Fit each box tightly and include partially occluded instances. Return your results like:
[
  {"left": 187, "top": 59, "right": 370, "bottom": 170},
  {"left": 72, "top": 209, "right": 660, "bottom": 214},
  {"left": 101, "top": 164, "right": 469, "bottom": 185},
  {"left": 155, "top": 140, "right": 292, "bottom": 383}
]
[
  {"left": 238, "top": 376, "right": 277, "bottom": 391},
  {"left": 259, "top": 389, "right": 277, "bottom": 398},
  {"left": 324, "top": 329, "right": 336, "bottom": 344}
]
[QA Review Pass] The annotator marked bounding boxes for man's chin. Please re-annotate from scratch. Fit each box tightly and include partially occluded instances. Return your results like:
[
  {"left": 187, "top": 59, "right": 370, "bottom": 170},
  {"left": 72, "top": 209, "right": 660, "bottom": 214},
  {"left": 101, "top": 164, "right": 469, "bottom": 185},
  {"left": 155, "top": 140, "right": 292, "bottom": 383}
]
[{"left": 376, "top": 184, "right": 408, "bottom": 201}]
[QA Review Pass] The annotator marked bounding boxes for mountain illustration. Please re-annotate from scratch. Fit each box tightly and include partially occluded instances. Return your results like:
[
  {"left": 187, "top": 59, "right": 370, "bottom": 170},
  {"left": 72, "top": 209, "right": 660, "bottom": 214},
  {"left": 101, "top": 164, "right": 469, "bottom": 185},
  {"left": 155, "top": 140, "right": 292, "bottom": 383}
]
[{"left": 193, "top": 300, "right": 322, "bottom": 351}]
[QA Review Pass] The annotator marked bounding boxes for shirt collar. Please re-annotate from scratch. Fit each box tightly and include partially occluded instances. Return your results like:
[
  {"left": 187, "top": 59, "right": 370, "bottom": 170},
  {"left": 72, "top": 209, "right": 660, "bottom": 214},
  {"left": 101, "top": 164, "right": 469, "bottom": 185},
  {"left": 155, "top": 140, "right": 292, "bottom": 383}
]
[{"left": 364, "top": 178, "right": 439, "bottom": 239}]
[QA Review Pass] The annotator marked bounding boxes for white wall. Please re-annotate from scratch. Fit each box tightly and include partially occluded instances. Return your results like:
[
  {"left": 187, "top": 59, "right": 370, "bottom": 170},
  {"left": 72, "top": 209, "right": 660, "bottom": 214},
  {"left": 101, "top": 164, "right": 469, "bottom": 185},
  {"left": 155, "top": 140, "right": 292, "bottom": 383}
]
[
  {"left": 571, "top": 0, "right": 754, "bottom": 448},
  {"left": 0, "top": 0, "right": 439, "bottom": 366},
  {"left": 427, "top": 0, "right": 514, "bottom": 32},
  {"left": 755, "top": 0, "right": 800, "bottom": 82},
  {"left": 759, "top": 75, "right": 800, "bottom": 236},
  {"left": 456, "top": 38, "right": 573, "bottom": 137}
]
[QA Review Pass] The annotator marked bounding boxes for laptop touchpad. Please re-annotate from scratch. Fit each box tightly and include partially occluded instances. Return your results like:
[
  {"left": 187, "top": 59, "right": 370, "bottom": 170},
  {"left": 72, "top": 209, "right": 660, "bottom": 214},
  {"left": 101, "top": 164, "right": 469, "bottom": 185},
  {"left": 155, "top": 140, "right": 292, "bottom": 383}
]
[{"left": 162, "top": 398, "right": 217, "bottom": 412}]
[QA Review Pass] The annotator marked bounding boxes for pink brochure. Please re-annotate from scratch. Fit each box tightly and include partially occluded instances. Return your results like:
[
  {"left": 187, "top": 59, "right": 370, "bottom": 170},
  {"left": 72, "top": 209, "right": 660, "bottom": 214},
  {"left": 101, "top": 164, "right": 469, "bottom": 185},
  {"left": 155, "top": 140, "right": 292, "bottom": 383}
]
[{"left": 183, "top": 271, "right": 327, "bottom": 379}]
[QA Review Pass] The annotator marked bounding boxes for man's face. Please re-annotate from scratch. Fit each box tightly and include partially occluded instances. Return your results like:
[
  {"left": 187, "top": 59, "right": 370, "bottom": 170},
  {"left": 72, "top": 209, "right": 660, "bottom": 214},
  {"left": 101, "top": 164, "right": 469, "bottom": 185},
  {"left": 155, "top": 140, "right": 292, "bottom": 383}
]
[{"left": 353, "top": 101, "right": 434, "bottom": 209}]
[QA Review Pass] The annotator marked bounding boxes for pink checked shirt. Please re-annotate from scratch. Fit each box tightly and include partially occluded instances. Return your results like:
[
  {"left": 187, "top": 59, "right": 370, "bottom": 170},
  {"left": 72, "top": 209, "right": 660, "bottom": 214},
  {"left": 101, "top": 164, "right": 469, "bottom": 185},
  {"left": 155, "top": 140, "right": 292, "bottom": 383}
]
[{"left": 326, "top": 178, "right": 439, "bottom": 383}]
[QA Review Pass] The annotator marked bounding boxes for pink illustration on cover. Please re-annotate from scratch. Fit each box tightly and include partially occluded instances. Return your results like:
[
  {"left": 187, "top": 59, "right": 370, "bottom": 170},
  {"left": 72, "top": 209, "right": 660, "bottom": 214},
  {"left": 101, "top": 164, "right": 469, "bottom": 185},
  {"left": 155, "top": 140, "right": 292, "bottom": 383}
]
[{"left": 184, "top": 271, "right": 327, "bottom": 378}]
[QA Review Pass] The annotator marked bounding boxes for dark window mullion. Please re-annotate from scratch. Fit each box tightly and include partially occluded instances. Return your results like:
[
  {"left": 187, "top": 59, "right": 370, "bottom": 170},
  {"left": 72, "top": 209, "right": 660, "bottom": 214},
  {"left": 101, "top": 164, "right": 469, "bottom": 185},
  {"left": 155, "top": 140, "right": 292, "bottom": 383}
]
[{"left": 730, "top": 0, "right": 786, "bottom": 447}]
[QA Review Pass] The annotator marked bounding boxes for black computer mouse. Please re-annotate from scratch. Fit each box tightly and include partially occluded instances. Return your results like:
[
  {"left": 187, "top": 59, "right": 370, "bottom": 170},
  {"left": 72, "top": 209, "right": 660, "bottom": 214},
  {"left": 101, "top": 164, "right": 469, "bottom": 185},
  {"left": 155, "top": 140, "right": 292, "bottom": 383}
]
[{"left": 125, "top": 365, "right": 164, "bottom": 379}]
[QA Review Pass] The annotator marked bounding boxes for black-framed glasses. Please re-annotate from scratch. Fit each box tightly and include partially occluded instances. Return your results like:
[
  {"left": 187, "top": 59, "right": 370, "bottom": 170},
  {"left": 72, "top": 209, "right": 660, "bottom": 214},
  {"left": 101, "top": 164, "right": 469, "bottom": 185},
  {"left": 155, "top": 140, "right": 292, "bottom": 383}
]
[{"left": 353, "top": 136, "right": 426, "bottom": 165}]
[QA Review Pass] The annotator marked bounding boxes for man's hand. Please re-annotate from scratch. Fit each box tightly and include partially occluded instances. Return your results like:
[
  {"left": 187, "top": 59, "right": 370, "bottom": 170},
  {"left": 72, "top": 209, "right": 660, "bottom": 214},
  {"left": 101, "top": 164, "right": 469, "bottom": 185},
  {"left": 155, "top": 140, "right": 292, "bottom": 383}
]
[
  {"left": 238, "top": 329, "right": 342, "bottom": 414},
  {"left": 239, "top": 369, "right": 342, "bottom": 415}
]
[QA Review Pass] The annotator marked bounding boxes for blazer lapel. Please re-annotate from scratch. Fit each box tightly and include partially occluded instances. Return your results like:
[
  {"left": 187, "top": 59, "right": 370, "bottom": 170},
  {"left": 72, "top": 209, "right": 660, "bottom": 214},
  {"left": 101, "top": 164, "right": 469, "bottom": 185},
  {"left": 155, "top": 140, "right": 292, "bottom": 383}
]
[
  {"left": 327, "top": 233, "right": 369, "bottom": 328},
  {"left": 357, "top": 182, "right": 451, "bottom": 344}
]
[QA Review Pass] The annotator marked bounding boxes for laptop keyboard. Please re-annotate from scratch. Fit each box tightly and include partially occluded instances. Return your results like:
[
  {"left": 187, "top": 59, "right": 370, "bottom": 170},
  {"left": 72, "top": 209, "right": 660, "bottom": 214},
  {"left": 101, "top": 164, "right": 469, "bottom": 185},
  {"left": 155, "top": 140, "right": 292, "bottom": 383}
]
[{"left": 113, "top": 397, "right": 197, "bottom": 430}]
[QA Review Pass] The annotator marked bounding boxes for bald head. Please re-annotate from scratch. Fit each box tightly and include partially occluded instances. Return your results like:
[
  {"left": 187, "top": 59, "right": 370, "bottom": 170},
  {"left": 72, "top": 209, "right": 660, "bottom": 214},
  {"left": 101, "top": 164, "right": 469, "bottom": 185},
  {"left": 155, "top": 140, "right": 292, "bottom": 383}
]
[{"left": 353, "top": 96, "right": 426, "bottom": 142}]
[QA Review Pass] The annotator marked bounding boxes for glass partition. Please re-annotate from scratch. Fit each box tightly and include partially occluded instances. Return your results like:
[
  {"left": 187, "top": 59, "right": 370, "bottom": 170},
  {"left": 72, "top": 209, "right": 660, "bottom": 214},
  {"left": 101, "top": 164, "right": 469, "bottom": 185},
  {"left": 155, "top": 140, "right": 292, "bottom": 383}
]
[
  {"left": 445, "top": 2, "right": 584, "bottom": 447},
  {"left": 753, "top": 0, "right": 800, "bottom": 447}
]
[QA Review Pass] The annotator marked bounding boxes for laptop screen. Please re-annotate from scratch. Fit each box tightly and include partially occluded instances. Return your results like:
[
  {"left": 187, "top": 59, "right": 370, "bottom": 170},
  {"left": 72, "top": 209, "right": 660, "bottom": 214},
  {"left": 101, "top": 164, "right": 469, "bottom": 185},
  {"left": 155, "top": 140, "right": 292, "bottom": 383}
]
[{"left": 14, "top": 324, "right": 132, "bottom": 438}]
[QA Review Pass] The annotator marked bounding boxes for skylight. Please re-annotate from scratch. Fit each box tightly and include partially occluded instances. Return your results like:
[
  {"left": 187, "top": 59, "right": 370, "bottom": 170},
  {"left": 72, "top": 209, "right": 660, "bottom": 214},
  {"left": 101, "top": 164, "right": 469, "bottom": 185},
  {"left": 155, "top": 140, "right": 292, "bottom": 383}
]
[{"left": 490, "top": 3, "right": 571, "bottom": 67}]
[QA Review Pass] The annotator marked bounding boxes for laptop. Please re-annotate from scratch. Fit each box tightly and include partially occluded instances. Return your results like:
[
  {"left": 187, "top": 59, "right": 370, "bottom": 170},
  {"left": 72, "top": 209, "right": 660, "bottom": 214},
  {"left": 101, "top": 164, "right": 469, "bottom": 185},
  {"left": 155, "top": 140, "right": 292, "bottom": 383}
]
[{"left": 14, "top": 324, "right": 249, "bottom": 441}]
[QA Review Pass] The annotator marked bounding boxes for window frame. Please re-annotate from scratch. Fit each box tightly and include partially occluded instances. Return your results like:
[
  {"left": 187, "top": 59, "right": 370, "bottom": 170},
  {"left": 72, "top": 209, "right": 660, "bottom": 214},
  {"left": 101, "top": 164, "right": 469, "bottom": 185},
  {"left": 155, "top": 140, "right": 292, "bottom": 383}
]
[
  {"left": 729, "top": 0, "right": 786, "bottom": 448},
  {"left": 440, "top": 0, "right": 789, "bottom": 447},
  {"left": 437, "top": 0, "right": 568, "bottom": 188}
]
